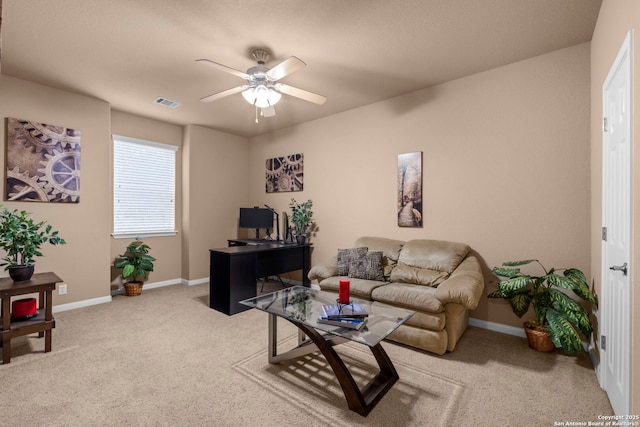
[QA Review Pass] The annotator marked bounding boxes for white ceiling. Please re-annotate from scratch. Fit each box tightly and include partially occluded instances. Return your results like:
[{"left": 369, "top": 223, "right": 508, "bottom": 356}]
[{"left": 1, "top": 0, "right": 602, "bottom": 138}]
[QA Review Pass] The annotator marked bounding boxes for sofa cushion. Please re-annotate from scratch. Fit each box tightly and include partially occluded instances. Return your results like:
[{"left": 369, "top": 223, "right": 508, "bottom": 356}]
[
  {"left": 371, "top": 283, "right": 444, "bottom": 313},
  {"left": 349, "top": 251, "right": 384, "bottom": 281},
  {"left": 354, "top": 236, "right": 405, "bottom": 279},
  {"left": 318, "top": 277, "right": 386, "bottom": 300},
  {"left": 385, "top": 323, "right": 448, "bottom": 355},
  {"left": 308, "top": 255, "right": 338, "bottom": 282},
  {"left": 337, "top": 247, "right": 368, "bottom": 276},
  {"left": 403, "top": 309, "right": 446, "bottom": 331},
  {"left": 389, "top": 263, "right": 449, "bottom": 287},
  {"left": 435, "top": 255, "right": 485, "bottom": 310},
  {"left": 398, "top": 239, "right": 470, "bottom": 274}
]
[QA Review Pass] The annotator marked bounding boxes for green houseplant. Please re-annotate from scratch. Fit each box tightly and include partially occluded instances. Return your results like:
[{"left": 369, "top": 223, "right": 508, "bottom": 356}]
[
  {"left": 488, "top": 259, "right": 598, "bottom": 354},
  {"left": 289, "top": 198, "right": 315, "bottom": 244},
  {"left": 113, "top": 239, "right": 155, "bottom": 296},
  {"left": 0, "top": 205, "right": 66, "bottom": 281}
]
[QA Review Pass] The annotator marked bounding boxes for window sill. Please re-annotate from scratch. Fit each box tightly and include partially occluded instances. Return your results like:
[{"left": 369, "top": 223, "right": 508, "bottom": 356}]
[{"left": 112, "top": 231, "right": 178, "bottom": 239}]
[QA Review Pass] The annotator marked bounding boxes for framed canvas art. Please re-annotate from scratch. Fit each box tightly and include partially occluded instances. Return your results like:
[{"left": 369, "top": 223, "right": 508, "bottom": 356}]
[
  {"left": 5, "top": 117, "right": 81, "bottom": 203},
  {"left": 397, "top": 151, "right": 422, "bottom": 227},
  {"left": 265, "top": 153, "right": 303, "bottom": 193}
]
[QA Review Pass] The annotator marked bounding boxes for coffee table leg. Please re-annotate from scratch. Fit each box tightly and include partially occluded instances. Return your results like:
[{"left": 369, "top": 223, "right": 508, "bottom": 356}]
[
  {"left": 268, "top": 314, "right": 321, "bottom": 363},
  {"left": 286, "top": 320, "right": 399, "bottom": 417}
]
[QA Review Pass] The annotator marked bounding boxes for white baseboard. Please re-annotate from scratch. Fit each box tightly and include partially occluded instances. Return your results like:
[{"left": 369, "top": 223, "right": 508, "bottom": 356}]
[
  {"left": 56, "top": 278, "right": 184, "bottom": 311},
  {"left": 140, "top": 278, "right": 182, "bottom": 290},
  {"left": 185, "top": 277, "right": 208, "bottom": 286},
  {"left": 468, "top": 317, "right": 526, "bottom": 338},
  {"left": 53, "top": 295, "right": 112, "bottom": 313}
]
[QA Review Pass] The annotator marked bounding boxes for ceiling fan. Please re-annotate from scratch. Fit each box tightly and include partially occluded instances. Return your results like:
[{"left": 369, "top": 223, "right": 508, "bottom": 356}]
[{"left": 197, "top": 49, "right": 326, "bottom": 122}]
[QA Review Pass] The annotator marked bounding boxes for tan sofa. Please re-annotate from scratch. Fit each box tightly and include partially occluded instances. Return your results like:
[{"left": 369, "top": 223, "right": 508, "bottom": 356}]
[{"left": 308, "top": 236, "right": 484, "bottom": 355}]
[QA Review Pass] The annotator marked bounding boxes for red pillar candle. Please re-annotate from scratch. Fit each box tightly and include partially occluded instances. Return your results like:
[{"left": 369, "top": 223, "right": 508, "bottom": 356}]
[{"left": 338, "top": 279, "right": 350, "bottom": 304}]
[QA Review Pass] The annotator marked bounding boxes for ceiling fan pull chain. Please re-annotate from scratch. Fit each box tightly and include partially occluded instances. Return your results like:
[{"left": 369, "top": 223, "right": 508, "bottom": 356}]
[{"left": 255, "top": 106, "right": 259, "bottom": 124}]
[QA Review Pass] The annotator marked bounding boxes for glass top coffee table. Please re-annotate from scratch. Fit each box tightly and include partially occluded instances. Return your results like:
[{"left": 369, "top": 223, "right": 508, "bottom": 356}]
[{"left": 240, "top": 286, "right": 415, "bottom": 416}]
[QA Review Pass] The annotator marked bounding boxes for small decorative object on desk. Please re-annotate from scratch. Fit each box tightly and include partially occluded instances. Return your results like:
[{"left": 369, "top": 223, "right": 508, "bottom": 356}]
[
  {"left": 289, "top": 198, "right": 315, "bottom": 244},
  {"left": 338, "top": 279, "right": 350, "bottom": 304}
]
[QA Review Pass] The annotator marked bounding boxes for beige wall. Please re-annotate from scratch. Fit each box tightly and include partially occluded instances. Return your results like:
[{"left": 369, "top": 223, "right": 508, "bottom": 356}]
[
  {"left": 249, "top": 43, "right": 591, "bottom": 329},
  {"left": 0, "top": 75, "right": 111, "bottom": 304},
  {"left": 590, "top": 0, "right": 639, "bottom": 414},
  {"left": 109, "top": 110, "right": 183, "bottom": 288},
  {"left": 182, "top": 124, "right": 249, "bottom": 280}
]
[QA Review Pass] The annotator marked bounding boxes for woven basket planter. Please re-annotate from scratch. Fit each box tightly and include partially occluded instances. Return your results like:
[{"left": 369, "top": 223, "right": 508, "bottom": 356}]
[
  {"left": 523, "top": 322, "right": 555, "bottom": 352},
  {"left": 124, "top": 281, "right": 143, "bottom": 297}
]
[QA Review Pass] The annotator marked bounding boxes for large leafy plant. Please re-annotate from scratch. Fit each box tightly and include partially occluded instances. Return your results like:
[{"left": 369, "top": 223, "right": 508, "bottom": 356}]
[
  {"left": 488, "top": 259, "right": 598, "bottom": 353},
  {"left": 0, "top": 206, "right": 66, "bottom": 269},
  {"left": 113, "top": 240, "right": 155, "bottom": 283}
]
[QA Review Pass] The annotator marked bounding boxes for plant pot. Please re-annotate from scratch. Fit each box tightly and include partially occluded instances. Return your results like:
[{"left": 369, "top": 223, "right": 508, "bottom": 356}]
[
  {"left": 523, "top": 321, "right": 555, "bottom": 352},
  {"left": 296, "top": 235, "right": 306, "bottom": 245},
  {"left": 8, "top": 265, "right": 35, "bottom": 282},
  {"left": 124, "top": 281, "right": 144, "bottom": 296}
]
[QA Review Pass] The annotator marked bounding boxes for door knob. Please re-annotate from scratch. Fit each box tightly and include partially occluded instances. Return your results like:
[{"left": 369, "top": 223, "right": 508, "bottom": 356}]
[{"left": 609, "top": 262, "right": 628, "bottom": 276}]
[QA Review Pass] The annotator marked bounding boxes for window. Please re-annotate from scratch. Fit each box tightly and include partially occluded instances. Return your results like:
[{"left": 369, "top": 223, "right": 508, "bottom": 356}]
[{"left": 113, "top": 135, "right": 178, "bottom": 238}]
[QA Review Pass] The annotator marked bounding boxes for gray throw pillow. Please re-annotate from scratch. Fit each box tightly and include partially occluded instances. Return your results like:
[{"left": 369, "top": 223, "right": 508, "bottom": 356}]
[
  {"left": 337, "top": 247, "right": 368, "bottom": 276},
  {"left": 348, "top": 251, "right": 384, "bottom": 281}
]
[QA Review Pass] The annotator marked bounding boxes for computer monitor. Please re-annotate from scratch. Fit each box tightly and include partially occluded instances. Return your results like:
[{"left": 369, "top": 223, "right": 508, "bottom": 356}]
[{"left": 239, "top": 207, "right": 274, "bottom": 239}]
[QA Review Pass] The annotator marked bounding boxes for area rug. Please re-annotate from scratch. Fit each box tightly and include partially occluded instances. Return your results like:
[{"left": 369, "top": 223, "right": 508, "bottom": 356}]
[{"left": 233, "top": 334, "right": 465, "bottom": 426}]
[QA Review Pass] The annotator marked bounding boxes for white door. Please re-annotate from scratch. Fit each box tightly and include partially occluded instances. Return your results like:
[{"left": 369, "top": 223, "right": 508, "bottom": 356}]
[{"left": 601, "top": 30, "right": 632, "bottom": 416}]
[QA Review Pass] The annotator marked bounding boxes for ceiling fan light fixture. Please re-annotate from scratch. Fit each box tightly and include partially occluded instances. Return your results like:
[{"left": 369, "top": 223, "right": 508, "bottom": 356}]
[{"left": 242, "top": 85, "right": 281, "bottom": 108}]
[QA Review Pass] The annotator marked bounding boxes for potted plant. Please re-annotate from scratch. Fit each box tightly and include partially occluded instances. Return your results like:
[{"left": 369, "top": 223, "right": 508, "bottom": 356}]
[
  {"left": 113, "top": 239, "right": 155, "bottom": 296},
  {"left": 289, "top": 198, "right": 315, "bottom": 244},
  {"left": 0, "top": 205, "right": 66, "bottom": 281},
  {"left": 488, "top": 259, "right": 598, "bottom": 354}
]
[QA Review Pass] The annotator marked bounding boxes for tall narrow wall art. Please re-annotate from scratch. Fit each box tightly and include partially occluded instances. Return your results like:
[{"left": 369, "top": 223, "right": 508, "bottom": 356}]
[
  {"left": 5, "top": 117, "right": 81, "bottom": 203},
  {"left": 265, "top": 153, "right": 304, "bottom": 193},
  {"left": 397, "top": 151, "right": 423, "bottom": 227}
]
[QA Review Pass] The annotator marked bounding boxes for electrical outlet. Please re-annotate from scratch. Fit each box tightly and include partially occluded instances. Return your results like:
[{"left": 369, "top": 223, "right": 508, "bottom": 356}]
[{"left": 58, "top": 284, "right": 67, "bottom": 295}]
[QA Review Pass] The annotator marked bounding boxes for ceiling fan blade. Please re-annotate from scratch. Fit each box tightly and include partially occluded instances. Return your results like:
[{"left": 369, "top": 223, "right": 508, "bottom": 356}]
[
  {"left": 200, "top": 86, "right": 247, "bottom": 103},
  {"left": 196, "top": 59, "right": 250, "bottom": 79},
  {"left": 276, "top": 84, "right": 327, "bottom": 105},
  {"left": 266, "top": 57, "right": 306, "bottom": 81}
]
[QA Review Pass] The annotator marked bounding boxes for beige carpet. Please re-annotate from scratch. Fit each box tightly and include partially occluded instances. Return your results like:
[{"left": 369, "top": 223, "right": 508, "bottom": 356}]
[{"left": 0, "top": 282, "right": 613, "bottom": 426}]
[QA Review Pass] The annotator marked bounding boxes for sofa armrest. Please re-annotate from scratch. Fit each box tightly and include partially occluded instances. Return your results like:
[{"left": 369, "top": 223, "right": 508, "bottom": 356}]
[
  {"left": 435, "top": 256, "right": 484, "bottom": 310},
  {"left": 308, "top": 255, "right": 338, "bottom": 282}
]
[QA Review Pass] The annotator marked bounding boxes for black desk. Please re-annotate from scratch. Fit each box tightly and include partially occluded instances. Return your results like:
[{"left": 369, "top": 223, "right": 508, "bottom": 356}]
[{"left": 209, "top": 240, "right": 311, "bottom": 315}]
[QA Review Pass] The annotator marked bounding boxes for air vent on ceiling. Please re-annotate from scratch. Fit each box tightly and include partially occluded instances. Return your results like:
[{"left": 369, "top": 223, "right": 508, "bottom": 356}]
[{"left": 153, "top": 97, "right": 181, "bottom": 108}]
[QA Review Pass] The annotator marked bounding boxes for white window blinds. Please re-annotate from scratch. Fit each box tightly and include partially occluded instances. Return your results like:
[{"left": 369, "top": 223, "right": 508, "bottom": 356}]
[{"left": 113, "top": 135, "right": 178, "bottom": 238}]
